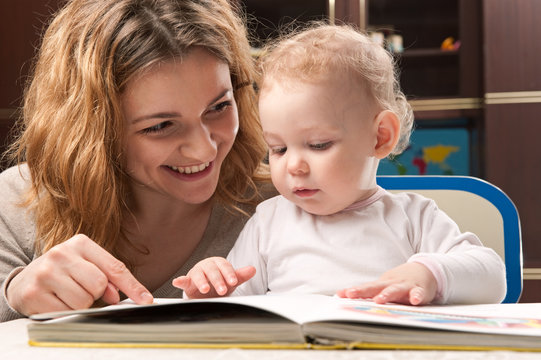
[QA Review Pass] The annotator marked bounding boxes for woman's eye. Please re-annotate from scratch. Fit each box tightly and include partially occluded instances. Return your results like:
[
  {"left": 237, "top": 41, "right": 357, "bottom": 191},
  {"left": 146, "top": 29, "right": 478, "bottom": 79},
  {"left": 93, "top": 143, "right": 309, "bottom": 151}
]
[
  {"left": 309, "top": 141, "right": 332, "bottom": 150},
  {"left": 210, "top": 101, "right": 232, "bottom": 113},
  {"left": 141, "top": 121, "right": 172, "bottom": 134}
]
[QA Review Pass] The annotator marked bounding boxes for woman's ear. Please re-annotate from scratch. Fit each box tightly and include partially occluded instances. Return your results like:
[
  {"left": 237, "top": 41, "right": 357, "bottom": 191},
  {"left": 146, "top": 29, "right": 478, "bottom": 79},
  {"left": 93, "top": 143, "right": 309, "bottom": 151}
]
[{"left": 374, "top": 110, "right": 400, "bottom": 159}]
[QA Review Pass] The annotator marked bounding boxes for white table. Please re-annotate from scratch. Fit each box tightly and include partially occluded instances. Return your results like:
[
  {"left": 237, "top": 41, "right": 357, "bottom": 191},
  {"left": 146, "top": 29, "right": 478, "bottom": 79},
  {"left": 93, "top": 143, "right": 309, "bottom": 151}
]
[{"left": 2, "top": 318, "right": 541, "bottom": 360}]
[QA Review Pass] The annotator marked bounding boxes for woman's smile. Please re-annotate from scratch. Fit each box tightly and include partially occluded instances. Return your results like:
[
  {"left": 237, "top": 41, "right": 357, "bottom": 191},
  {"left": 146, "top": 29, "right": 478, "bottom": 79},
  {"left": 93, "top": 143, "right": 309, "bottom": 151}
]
[
  {"left": 166, "top": 162, "right": 211, "bottom": 174},
  {"left": 163, "top": 161, "right": 214, "bottom": 181}
]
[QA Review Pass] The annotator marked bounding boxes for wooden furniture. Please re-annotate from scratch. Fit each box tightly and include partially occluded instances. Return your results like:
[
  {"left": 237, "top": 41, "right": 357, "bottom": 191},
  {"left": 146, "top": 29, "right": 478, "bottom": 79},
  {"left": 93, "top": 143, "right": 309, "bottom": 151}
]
[
  {"left": 0, "top": 0, "right": 65, "bottom": 168},
  {"left": 360, "top": 0, "right": 484, "bottom": 176},
  {"left": 482, "top": 0, "right": 541, "bottom": 302}
]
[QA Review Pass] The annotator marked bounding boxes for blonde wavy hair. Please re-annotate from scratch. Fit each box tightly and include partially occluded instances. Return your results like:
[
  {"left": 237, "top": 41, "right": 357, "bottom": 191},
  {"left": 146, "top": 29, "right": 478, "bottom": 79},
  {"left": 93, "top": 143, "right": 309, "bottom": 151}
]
[
  {"left": 259, "top": 24, "right": 414, "bottom": 155},
  {"left": 7, "top": 0, "right": 269, "bottom": 262}
]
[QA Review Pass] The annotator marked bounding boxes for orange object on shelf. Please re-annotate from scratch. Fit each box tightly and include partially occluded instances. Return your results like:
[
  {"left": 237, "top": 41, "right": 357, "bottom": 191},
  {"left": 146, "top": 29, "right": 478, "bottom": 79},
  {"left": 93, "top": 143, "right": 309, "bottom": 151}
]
[{"left": 441, "top": 36, "right": 455, "bottom": 51}]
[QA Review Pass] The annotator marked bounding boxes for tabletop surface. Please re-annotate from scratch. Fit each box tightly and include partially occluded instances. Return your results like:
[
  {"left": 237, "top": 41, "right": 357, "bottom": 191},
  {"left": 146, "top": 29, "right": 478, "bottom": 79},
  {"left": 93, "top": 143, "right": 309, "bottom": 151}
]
[{"left": 2, "top": 318, "right": 541, "bottom": 360}]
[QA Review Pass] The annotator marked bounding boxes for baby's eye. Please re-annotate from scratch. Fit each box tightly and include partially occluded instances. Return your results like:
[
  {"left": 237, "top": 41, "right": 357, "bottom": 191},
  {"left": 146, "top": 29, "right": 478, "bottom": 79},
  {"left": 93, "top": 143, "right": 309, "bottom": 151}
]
[
  {"left": 270, "top": 146, "right": 287, "bottom": 155},
  {"left": 141, "top": 121, "right": 172, "bottom": 134},
  {"left": 309, "top": 141, "right": 332, "bottom": 150}
]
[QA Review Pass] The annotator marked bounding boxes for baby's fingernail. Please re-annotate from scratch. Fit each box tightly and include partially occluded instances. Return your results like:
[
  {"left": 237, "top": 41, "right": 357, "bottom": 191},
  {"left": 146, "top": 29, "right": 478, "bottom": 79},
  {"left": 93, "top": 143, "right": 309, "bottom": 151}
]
[
  {"left": 227, "top": 276, "right": 237, "bottom": 285},
  {"left": 411, "top": 291, "right": 423, "bottom": 304},
  {"left": 217, "top": 285, "right": 227, "bottom": 294}
]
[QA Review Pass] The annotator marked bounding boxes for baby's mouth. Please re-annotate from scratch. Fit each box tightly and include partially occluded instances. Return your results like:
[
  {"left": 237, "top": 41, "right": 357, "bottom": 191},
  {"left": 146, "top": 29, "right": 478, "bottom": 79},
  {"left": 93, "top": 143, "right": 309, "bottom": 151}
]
[
  {"left": 167, "top": 162, "right": 210, "bottom": 174},
  {"left": 294, "top": 188, "right": 319, "bottom": 197}
]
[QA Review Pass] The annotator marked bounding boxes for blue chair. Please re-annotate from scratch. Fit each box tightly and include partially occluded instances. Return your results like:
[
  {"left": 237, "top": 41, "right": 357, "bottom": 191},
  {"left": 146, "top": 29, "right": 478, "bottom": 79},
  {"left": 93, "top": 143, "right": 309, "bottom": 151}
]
[{"left": 376, "top": 175, "right": 523, "bottom": 303}]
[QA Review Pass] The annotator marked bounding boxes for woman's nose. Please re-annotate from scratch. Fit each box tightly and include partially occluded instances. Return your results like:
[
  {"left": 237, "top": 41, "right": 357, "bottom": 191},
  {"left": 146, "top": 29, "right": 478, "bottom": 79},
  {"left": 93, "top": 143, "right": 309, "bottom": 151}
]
[{"left": 181, "top": 123, "right": 217, "bottom": 162}]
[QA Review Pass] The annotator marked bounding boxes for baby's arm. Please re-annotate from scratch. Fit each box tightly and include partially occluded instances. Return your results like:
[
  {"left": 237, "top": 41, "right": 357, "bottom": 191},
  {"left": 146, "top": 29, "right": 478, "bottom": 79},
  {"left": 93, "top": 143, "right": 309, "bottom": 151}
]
[
  {"left": 339, "top": 195, "right": 506, "bottom": 305},
  {"left": 337, "top": 262, "right": 438, "bottom": 305},
  {"left": 172, "top": 257, "right": 255, "bottom": 299}
]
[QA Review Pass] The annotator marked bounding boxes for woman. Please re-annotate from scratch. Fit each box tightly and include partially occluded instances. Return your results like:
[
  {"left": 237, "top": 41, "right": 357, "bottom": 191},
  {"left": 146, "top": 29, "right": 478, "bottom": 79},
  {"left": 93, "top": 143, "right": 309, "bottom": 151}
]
[{"left": 0, "top": 0, "right": 270, "bottom": 321}]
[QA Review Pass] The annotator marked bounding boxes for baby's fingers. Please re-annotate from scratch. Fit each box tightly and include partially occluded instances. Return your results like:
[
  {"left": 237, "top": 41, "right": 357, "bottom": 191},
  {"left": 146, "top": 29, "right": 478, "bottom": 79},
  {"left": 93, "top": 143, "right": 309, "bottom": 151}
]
[
  {"left": 196, "top": 258, "right": 240, "bottom": 296},
  {"left": 234, "top": 266, "right": 256, "bottom": 285},
  {"left": 172, "top": 276, "right": 204, "bottom": 298},
  {"left": 172, "top": 276, "right": 191, "bottom": 291},
  {"left": 337, "top": 282, "right": 388, "bottom": 299},
  {"left": 408, "top": 286, "right": 429, "bottom": 305},
  {"left": 373, "top": 283, "right": 414, "bottom": 305},
  {"left": 208, "top": 258, "right": 240, "bottom": 287}
]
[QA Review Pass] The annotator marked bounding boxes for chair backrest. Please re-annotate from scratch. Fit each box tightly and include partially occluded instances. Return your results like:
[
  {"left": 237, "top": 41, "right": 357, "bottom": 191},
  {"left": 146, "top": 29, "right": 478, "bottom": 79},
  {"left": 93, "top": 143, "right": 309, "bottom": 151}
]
[{"left": 376, "top": 175, "right": 523, "bottom": 303}]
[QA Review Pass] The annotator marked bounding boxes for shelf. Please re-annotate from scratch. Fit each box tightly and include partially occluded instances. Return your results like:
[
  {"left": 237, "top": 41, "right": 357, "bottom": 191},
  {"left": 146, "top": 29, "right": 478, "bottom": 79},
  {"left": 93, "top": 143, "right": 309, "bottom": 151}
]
[
  {"left": 366, "top": 0, "right": 480, "bottom": 100},
  {"left": 398, "top": 48, "right": 459, "bottom": 57},
  {"left": 409, "top": 97, "right": 482, "bottom": 111},
  {"left": 408, "top": 97, "right": 483, "bottom": 120}
]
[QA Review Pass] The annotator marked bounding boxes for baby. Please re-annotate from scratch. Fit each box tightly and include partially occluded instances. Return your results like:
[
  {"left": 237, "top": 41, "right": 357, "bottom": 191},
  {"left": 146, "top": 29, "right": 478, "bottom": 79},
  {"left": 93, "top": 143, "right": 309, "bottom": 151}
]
[{"left": 173, "top": 24, "right": 506, "bottom": 305}]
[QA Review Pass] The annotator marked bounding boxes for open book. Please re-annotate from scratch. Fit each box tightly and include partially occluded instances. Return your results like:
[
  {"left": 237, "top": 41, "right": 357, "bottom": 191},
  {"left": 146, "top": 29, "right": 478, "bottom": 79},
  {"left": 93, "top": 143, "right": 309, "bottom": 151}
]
[{"left": 27, "top": 294, "right": 541, "bottom": 351}]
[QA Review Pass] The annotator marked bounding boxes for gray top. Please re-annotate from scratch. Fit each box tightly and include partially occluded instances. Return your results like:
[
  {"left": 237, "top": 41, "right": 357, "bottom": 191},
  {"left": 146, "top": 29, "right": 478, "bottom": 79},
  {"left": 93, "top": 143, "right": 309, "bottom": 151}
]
[{"left": 0, "top": 165, "right": 260, "bottom": 321}]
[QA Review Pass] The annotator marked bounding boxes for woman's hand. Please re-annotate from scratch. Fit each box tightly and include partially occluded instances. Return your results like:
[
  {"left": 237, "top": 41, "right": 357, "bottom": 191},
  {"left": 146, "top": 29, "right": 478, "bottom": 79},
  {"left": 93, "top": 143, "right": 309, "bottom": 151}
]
[
  {"left": 6, "top": 234, "right": 153, "bottom": 316},
  {"left": 336, "top": 262, "right": 438, "bottom": 305},
  {"left": 172, "top": 257, "right": 255, "bottom": 299}
]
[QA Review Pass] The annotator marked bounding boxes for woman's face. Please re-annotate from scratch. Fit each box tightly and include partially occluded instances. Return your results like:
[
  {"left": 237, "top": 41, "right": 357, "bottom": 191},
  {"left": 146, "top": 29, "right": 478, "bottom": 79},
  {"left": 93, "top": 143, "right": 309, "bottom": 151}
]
[{"left": 121, "top": 48, "right": 239, "bottom": 206}]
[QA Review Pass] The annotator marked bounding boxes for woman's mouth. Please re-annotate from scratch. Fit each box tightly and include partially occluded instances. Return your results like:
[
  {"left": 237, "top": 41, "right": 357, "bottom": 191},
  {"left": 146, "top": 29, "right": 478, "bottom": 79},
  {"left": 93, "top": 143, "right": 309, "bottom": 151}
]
[{"left": 167, "top": 162, "right": 210, "bottom": 174}]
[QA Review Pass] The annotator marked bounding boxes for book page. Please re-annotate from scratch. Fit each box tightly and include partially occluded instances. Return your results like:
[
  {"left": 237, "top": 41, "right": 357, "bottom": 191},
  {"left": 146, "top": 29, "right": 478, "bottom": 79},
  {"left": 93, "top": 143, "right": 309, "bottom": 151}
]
[
  {"left": 199, "top": 294, "right": 541, "bottom": 338},
  {"left": 285, "top": 296, "right": 541, "bottom": 337},
  {"left": 31, "top": 293, "right": 541, "bottom": 338},
  {"left": 30, "top": 298, "right": 184, "bottom": 321}
]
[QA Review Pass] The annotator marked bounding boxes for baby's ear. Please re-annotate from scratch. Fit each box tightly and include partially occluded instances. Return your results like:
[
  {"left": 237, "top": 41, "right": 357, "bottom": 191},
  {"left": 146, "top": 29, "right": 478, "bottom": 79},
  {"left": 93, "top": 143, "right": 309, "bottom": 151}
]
[{"left": 374, "top": 110, "right": 400, "bottom": 159}]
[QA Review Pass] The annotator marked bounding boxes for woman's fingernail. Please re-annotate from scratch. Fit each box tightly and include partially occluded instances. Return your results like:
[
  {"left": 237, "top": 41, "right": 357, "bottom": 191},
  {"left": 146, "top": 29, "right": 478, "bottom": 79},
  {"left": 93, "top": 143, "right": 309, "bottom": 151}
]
[{"left": 141, "top": 291, "right": 154, "bottom": 303}]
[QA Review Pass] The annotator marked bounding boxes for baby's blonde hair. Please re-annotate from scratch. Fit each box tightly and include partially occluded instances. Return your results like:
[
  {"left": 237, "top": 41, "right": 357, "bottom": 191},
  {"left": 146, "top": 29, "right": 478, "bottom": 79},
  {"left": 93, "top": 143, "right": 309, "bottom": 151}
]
[{"left": 259, "top": 24, "right": 413, "bottom": 155}]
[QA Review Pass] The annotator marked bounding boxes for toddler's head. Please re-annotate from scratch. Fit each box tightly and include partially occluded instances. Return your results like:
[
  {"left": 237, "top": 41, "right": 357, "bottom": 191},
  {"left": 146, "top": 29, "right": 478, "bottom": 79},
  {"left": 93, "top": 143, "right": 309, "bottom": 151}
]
[{"left": 258, "top": 24, "right": 414, "bottom": 215}]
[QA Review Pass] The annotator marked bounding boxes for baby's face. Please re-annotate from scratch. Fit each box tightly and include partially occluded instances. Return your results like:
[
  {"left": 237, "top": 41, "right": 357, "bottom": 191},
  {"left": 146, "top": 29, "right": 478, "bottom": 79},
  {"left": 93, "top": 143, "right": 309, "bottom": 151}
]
[{"left": 259, "top": 76, "right": 381, "bottom": 215}]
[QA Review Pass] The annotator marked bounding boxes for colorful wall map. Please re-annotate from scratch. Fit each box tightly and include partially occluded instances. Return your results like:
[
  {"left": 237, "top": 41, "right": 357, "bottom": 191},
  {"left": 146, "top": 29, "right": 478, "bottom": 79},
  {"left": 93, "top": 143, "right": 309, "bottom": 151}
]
[{"left": 378, "top": 128, "right": 470, "bottom": 176}]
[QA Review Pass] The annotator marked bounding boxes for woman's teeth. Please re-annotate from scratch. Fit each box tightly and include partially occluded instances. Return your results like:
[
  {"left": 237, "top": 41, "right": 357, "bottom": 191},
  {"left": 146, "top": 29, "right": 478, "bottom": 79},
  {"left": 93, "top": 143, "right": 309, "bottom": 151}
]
[{"left": 169, "top": 162, "right": 210, "bottom": 174}]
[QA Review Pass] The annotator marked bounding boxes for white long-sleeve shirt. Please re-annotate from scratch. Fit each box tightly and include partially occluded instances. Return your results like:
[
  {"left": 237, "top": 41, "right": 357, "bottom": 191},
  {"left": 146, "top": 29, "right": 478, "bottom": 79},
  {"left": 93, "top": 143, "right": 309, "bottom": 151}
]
[{"left": 228, "top": 187, "right": 506, "bottom": 304}]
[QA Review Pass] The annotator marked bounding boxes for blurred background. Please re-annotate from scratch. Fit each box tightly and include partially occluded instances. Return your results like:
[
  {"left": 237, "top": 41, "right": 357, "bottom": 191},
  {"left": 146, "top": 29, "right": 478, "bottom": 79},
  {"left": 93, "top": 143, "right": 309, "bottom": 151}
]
[{"left": 1, "top": 0, "right": 540, "bottom": 301}]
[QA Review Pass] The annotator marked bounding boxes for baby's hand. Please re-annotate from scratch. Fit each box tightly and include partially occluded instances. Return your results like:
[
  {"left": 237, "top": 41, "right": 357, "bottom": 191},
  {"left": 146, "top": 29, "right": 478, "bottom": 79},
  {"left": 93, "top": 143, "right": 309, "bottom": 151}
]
[
  {"left": 172, "top": 257, "right": 256, "bottom": 299},
  {"left": 336, "top": 262, "right": 438, "bottom": 305}
]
